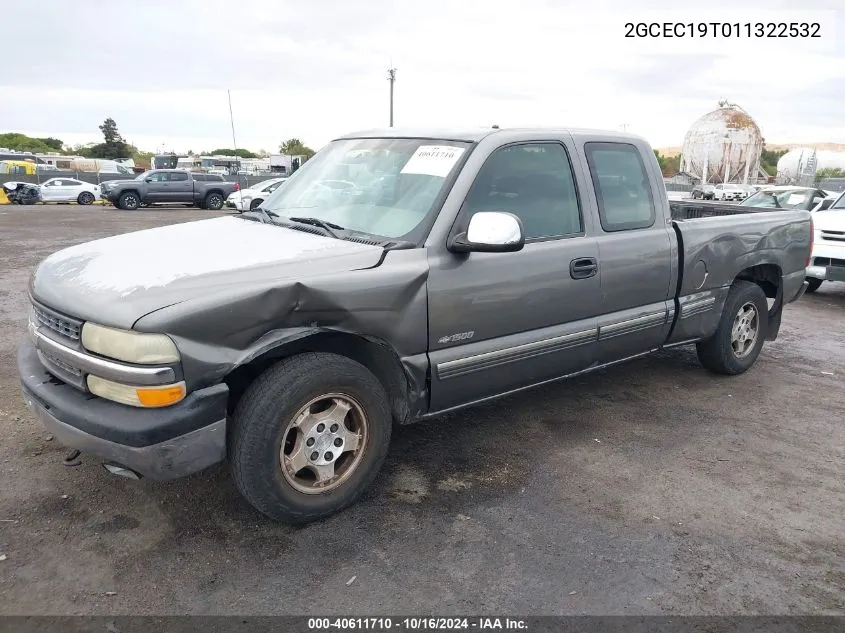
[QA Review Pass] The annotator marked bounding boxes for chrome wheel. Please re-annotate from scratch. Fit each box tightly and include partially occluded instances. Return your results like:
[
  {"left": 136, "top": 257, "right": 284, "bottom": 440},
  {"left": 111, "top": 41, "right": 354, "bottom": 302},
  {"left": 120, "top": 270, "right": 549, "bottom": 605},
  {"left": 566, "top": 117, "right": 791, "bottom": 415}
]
[
  {"left": 731, "top": 301, "right": 759, "bottom": 358},
  {"left": 279, "top": 393, "right": 368, "bottom": 495}
]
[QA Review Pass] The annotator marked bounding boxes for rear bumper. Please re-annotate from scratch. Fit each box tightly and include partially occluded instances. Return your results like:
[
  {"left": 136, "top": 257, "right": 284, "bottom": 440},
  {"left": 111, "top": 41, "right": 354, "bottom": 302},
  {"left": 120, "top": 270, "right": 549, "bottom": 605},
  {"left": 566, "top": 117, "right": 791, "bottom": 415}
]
[{"left": 18, "top": 341, "right": 229, "bottom": 480}]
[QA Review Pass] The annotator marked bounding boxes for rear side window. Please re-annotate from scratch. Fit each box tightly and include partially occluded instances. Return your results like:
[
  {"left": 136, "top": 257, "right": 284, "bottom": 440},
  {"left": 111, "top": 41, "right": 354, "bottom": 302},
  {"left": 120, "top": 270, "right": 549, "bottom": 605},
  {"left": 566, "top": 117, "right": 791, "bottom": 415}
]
[
  {"left": 169, "top": 172, "right": 189, "bottom": 181},
  {"left": 585, "top": 142, "right": 656, "bottom": 232}
]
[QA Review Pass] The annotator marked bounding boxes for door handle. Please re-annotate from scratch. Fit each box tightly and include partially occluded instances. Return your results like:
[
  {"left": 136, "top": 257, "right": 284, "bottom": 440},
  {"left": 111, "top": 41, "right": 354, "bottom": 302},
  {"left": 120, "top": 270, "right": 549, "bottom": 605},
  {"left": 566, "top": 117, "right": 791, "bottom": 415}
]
[{"left": 570, "top": 257, "right": 598, "bottom": 279}]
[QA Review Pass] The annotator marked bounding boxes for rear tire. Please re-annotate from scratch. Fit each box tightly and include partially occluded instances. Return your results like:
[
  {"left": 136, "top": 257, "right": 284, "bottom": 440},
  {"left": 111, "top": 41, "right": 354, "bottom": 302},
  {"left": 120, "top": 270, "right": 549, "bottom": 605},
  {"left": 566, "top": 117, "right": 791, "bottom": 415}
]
[
  {"left": 804, "top": 278, "right": 823, "bottom": 293},
  {"left": 230, "top": 353, "right": 392, "bottom": 524},
  {"left": 204, "top": 192, "right": 224, "bottom": 210},
  {"left": 696, "top": 280, "right": 768, "bottom": 375},
  {"left": 118, "top": 192, "right": 140, "bottom": 211},
  {"left": 77, "top": 191, "right": 95, "bottom": 205}
]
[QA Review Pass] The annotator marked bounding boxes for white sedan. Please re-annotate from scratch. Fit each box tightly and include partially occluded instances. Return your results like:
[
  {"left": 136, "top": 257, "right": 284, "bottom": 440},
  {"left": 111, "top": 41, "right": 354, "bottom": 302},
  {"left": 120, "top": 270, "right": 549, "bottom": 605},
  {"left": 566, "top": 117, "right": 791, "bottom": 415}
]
[
  {"left": 39, "top": 177, "right": 101, "bottom": 205},
  {"left": 226, "top": 177, "right": 287, "bottom": 211}
]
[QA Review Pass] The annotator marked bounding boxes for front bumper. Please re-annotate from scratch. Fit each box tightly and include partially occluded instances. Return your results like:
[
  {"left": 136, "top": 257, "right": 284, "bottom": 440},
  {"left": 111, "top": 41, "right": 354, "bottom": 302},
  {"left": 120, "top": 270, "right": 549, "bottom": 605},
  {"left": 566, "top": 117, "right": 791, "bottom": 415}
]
[
  {"left": 806, "top": 243, "right": 845, "bottom": 282},
  {"left": 18, "top": 341, "right": 229, "bottom": 480},
  {"left": 226, "top": 197, "right": 247, "bottom": 211}
]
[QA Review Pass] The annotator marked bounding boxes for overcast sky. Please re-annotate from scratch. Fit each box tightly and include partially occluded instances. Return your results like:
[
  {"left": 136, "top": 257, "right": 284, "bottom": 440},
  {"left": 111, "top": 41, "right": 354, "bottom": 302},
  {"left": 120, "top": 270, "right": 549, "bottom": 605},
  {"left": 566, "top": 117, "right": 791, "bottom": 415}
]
[{"left": 2, "top": 0, "right": 843, "bottom": 153}]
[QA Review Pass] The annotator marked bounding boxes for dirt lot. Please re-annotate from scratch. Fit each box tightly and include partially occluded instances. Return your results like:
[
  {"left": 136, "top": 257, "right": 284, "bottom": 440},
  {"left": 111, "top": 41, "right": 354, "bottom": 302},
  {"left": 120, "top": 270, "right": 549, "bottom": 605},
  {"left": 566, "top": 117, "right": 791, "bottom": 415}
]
[{"left": 0, "top": 206, "right": 843, "bottom": 615}]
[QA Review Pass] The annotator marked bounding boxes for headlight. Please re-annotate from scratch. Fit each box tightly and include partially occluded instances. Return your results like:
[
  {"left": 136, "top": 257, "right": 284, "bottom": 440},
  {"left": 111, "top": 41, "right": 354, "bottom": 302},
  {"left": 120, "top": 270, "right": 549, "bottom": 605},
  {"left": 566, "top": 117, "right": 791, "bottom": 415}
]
[
  {"left": 87, "top": 375, "right": 186, "bottom": 408},
  {"left": 81, "top": 322, "right": 180, "bottom": 364}
]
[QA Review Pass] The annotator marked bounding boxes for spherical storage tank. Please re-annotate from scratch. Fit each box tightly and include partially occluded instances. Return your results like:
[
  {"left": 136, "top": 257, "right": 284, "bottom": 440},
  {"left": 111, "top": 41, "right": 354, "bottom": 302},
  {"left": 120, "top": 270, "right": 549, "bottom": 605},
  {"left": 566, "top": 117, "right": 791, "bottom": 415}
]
[
  {"left": 680, "top": 102, "right": 763, "bottom": 184},
  {"left": 776, "top": 148, "right": 845, "bottom": 185}
]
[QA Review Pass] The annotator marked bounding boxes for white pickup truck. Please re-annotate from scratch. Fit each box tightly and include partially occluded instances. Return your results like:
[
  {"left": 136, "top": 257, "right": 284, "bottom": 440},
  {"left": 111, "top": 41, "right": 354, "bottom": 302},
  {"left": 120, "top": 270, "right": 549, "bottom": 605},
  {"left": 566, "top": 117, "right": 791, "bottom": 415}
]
[{"left": 806, "top": 190, "right": 845, "bottom": 292}]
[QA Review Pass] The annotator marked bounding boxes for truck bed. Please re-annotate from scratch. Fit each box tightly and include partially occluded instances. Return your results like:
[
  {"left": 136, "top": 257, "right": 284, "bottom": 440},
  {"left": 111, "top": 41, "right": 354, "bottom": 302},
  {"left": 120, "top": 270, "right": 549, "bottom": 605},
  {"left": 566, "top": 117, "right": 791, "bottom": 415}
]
[
  {"left": 667, "top": 207, "right": 812, "bottom": 345},
  {"left": 669, "top": 200, "right": 766, "bottom": 220}
]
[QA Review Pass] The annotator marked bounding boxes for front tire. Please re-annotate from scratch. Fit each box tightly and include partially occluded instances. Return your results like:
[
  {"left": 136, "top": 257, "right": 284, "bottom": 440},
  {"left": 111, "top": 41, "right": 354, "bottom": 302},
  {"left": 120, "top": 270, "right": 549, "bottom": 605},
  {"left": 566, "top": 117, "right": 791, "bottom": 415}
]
[
  {"left": 118, "top": 192, "right": 140, "bottom": 210},
  {"left": 204, "top": 192, "right": 224, "bottom": 210},
  {"left": 230, "top": 353, "right": 392, "bottom": 524},
  {"left": 805, "top": 278, "right": 823, "bottom": 293},
  {"left": 77, "top": 191, "right": 95, "bottom": 205},
  {"left": 696, "top": 280, "right": 768, "bottom": 375}
]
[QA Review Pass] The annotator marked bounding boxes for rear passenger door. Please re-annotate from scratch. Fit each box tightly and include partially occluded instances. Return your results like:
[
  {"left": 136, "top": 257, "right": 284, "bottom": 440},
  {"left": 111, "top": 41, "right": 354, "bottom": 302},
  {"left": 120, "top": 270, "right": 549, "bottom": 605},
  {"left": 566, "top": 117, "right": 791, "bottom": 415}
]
[
  {"left": 166, "top": 171, "right": 193, "bottom": 202},
  {"left": 427, "top": 139, "right": 603, "bottom": 412},
  {"left": 581, "top": 141, "right": 674, "bottom": 364}
]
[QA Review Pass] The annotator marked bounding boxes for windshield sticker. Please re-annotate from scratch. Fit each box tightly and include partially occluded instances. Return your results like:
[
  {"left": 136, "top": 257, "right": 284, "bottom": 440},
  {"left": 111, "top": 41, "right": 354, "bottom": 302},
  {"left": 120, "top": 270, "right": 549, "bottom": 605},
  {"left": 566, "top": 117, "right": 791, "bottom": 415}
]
[
  {"left": 786, "top": 194, "right": 807, "bottom": 205},
  {"left": 400, "top": 145, "right": 466, "bottom": 178}
]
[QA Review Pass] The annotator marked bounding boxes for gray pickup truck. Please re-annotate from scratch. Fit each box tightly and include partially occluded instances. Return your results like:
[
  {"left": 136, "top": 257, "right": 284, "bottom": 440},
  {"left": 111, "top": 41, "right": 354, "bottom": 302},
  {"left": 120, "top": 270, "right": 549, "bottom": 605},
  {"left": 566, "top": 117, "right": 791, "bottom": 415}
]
[
  {"left": 101, "top": 169, "right": 238, "bottom": 210},
  {"left": 18, "top": 127, "right": 812, "bottom": 523}
]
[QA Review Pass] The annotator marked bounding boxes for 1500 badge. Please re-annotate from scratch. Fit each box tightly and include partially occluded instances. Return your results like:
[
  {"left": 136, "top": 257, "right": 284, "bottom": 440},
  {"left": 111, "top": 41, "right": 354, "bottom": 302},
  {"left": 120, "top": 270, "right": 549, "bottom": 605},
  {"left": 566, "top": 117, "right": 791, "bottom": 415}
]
[{"left": 437, "top": 331, "right": 475, "bottom": 345}]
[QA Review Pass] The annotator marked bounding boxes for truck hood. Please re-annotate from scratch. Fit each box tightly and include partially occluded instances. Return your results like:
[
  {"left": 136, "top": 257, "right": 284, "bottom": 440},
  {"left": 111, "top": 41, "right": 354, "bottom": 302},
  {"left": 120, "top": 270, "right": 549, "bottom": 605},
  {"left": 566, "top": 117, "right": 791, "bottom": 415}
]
[{"left": 30, "top": 216, "right": 385, "bottom": 329}]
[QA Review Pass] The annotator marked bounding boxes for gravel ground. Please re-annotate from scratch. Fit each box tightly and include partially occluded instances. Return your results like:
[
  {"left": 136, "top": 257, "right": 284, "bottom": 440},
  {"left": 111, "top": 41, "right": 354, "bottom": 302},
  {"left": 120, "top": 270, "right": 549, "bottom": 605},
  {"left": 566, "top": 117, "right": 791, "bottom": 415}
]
[{"left": 0, "top": 206, "right": 843, "bottom": 615}]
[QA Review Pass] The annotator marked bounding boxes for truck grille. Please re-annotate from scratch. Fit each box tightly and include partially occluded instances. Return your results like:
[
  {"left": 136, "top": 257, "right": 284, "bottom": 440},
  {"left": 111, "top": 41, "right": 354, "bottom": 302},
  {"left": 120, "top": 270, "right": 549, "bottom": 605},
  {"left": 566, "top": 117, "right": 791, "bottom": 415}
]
[
  {"left": 31, "top": 301, "right": 82, "bottom": 341},
  {"left": 820, "top": 230, "right": 845, "bottom": 243},
  {"left": 812, "top": 257, "right": 845, "bottom": 267}
]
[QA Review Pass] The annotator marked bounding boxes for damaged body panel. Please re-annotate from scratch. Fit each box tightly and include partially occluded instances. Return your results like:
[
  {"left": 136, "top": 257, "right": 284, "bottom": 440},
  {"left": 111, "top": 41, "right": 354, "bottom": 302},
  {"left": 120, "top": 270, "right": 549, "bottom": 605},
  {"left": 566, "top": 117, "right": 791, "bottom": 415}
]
[{"left": 18, "top": 126, "right": 813, "bottom": 523}]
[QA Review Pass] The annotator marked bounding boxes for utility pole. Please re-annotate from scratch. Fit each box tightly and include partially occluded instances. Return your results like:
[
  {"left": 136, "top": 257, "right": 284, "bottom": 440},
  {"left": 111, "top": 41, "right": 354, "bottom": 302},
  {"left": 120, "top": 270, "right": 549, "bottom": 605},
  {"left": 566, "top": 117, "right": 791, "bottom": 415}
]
[
  {"left": 227, "top": 89, "right": 243, "bottom": 187},
  {"left": 227, "top": 89, "right": 238, "bottom": 150},
  {"left": 387, "top": 68, "right": 397, "bottom": 127}
]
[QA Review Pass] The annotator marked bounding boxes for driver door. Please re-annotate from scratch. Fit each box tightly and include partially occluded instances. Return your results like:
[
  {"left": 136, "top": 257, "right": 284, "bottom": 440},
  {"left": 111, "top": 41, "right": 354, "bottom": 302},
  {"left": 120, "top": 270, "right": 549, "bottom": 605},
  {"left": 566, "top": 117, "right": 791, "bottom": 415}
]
[
  {"left": 427, "top": 139, "right": 602, "bottom": 412},
  {"left": 144, "top": 171, "right": 169, "bottom": 202},
  {"left": 40, "top": 179, "right": 59, "bottom": 201}
]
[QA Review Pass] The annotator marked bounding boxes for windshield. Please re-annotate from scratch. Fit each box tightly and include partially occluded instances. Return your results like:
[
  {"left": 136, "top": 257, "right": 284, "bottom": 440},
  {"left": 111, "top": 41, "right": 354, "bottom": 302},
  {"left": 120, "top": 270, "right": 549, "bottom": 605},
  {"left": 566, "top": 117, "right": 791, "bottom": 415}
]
[
  {"left": 832, "top": 192, "right": 845, "bottom": 209},
  {"left": 134, "top": 170, "right": 152, "bottom": 181},
  {"left": 741, "top": 188, "right": 814, "bottom": 210},
  {"left": 259, "top": 138, "right": 472, "bottom": 240}
]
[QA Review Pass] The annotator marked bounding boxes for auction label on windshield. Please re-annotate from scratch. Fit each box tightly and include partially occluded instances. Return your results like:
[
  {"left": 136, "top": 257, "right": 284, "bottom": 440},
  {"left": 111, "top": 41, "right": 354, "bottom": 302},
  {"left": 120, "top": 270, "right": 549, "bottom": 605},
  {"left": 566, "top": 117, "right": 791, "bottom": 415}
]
[{"left": 401, "top": 145, "right": 466, "bottom": 178}]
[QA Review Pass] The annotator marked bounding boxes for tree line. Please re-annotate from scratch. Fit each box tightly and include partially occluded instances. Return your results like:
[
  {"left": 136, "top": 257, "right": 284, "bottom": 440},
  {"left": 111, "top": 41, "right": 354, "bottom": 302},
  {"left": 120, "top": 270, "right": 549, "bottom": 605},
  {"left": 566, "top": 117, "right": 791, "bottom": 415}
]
[{"left": 1, "top": 117, "right": 316, "bottom": 165}]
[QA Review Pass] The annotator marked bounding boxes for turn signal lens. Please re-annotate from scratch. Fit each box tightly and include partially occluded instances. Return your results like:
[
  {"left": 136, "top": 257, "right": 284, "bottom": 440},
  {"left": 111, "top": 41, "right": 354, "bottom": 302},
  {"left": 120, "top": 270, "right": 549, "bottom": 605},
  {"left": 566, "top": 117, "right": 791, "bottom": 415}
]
[
  {"left": 136, "top": 384, "right": 187, "bottom": 407},
  {"left": 87, "top": 375, "right": 186, "bottom": 408}
]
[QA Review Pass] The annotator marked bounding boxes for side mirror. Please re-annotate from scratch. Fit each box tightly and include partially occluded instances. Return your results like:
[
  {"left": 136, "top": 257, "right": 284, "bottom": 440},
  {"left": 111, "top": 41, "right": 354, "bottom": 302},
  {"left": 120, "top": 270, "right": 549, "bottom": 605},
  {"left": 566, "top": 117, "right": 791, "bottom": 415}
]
[
  {"left": 448, "top": 211, "right": 525, "bottom": 254},
  {"left": 145, "top": 177, "right": 153, "bottom": 183}
]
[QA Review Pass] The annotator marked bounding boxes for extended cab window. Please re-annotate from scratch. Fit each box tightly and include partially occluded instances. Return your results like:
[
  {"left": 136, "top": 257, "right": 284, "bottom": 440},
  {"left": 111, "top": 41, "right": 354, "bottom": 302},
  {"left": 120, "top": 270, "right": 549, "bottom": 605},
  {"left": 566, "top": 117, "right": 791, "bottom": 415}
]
[
  {"left": 585, "top": 142, "right": 656, "bottom": 232},
  {"left": 464, "top": 143, "right": 582, "bottom": 239}
]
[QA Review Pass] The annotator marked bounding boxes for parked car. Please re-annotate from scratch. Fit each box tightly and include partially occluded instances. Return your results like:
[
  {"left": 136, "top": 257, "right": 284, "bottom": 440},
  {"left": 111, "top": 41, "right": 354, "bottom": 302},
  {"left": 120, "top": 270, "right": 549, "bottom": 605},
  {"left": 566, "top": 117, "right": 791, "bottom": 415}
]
[
  {"left": 690, "top": 183, "right": 715, "bottom": 200},
  {"left": 713, "top": 183, "right": 748, "bottom": 201},
  {"left": 805, "top": 190, "right": 845, "bottom": 293},
  {"left": 100, "top": 169, "right": 238, "bottom": 210},
  {"left": 39, "top": 177, "right": 101, "bottom": 205},
  {"left": 226, "top": 177, "right": 288, "bottom": 211},
  {"left": 2, "top": 181, "right": 41, "bottom": 204},
  {"left": 18, "top": 126, "right": 811, "bottom": 523},
  {"left": 739, "top": 186, "right": 836, "bottom": 212}
]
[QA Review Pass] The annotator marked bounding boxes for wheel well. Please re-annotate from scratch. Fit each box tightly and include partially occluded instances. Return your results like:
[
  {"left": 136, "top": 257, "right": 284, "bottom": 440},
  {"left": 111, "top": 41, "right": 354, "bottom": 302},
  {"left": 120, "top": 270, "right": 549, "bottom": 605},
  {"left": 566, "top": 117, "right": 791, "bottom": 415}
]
[
  {"left": 224, "top": 332, "right": 410, "bottom": 423},
  {"left": 119, "top": 189, "right": 140, "bottom": 198},
  {"left": 735, "top": 263, "right": 780, "bottom": 299},
  {"left": 205, "top": 189, "right": 224, "bottom": 198}
]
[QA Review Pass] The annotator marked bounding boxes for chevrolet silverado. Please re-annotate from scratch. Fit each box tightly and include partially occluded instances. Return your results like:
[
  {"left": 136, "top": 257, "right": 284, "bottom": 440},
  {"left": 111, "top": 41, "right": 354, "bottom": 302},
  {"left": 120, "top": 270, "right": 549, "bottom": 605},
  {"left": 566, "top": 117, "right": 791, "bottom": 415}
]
[{"left": 19, "top": 127, "right": 812, "bottom": 523}]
